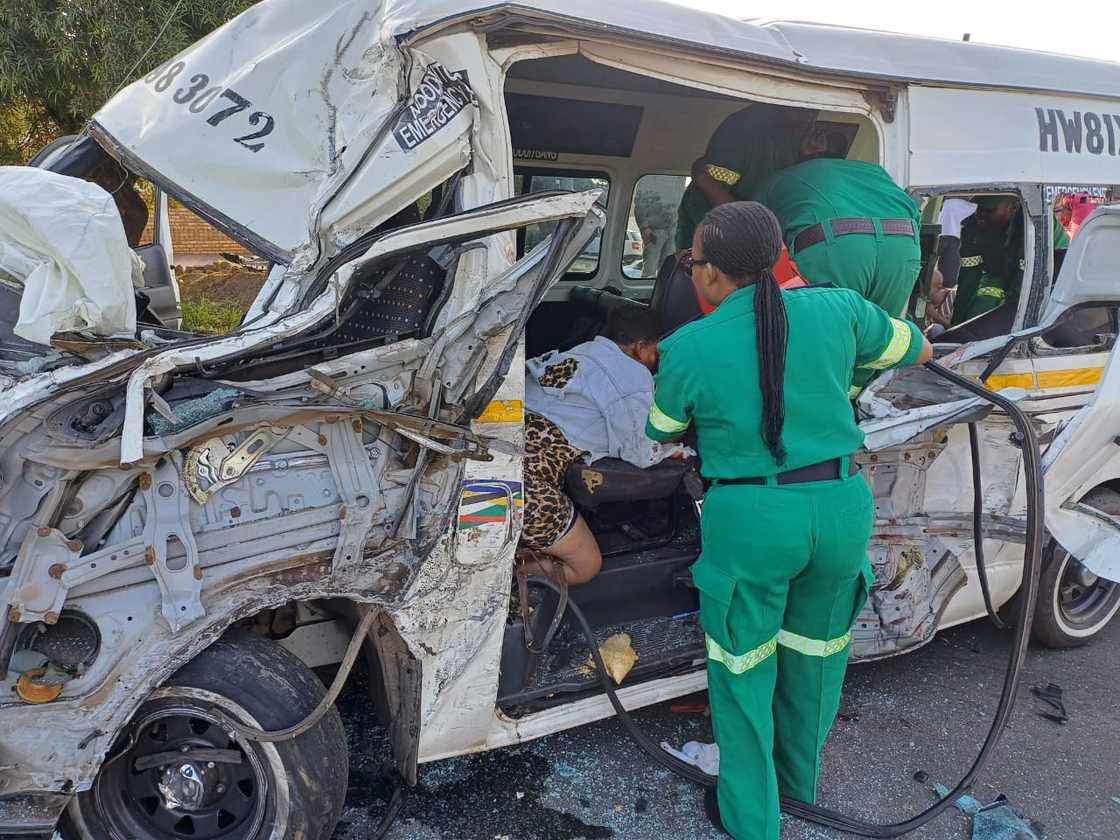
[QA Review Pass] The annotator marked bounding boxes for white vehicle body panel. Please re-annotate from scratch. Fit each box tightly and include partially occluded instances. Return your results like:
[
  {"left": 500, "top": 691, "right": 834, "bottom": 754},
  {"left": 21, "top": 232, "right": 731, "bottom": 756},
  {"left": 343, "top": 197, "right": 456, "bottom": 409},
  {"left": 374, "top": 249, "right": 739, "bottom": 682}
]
[
  {"left": 909, "top": 86, "right": 1120, "bottom": 188},
  {"left": 93, "top": 2, "right": 404, "bottom": 263},
  {"left": 1039, "top": 207, "right": 1120, "bottom": 581}
]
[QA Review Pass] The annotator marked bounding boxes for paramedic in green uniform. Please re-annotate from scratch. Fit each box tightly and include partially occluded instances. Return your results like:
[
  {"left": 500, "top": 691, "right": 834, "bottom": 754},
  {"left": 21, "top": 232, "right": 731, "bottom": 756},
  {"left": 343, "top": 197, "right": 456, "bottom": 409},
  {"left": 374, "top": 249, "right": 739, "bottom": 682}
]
[
  {"left": 646, "top": 202, "right": 931, "bottom": 840},
  {"left": 951, "top": 195, "right": 1070, "bottom": 326},
  {"left": 675, "top": 104, "right": 817, "bottom": 250},
  {"left": 751, "top": 147, "right": 922, "bottom": 322}
]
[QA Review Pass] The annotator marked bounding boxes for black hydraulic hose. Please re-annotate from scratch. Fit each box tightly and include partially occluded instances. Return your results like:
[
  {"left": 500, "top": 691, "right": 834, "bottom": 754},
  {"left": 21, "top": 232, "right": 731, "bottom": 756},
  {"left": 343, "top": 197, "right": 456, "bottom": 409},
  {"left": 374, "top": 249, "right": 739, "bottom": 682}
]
[
  {"left": 527, "top": 358, "right": 1044, "bottom": 838},
  {"left": 969, "top": 422, "right": 1009, "bottom": 630},
  {"left": 209, "top": 611, "right": 376, "bottom": 743},
  {"left": 371, "top": 783, "right": 409, "bottom": 840},
  {"left": 525, "top": 575, "right": 724, "bottom": 787}
]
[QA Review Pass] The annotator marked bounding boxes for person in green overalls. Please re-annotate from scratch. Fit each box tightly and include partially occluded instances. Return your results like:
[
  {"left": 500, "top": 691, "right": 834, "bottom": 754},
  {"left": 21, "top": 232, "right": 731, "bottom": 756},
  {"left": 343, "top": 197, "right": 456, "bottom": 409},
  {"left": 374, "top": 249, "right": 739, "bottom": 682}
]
[
  {"left": 646, "top": 202, "right": 932, "bottom": 840},
  {"left": 751, "top": 139, "right": 922, "bottom": 322},
  {"left": 951, "top": 195, "right": 1070, "bottom": 326},
  {"left": 675, "top": 104, "right": 818, "bottom": 250}
]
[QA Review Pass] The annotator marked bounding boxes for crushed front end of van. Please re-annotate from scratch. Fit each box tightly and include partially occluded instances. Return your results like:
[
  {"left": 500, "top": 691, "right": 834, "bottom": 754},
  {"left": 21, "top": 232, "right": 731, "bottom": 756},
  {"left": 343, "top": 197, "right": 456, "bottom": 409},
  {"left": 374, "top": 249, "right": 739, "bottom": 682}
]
[{"left": 0, "top": 2, "right": 605, "bottom": 833}]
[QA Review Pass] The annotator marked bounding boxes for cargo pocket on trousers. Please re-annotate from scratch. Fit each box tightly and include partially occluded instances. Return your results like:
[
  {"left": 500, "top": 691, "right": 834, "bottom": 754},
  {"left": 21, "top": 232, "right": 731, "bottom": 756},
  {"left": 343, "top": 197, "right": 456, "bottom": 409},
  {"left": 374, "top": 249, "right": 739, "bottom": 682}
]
[
  {"left": 690, "top": 560, "right": 738, "bottom": 656},
  {"left": 848, "top": 564, "right": 875, "bottom": 629},
  {"left": 691, "top": 560, "right": 783, "bottom": 677}
]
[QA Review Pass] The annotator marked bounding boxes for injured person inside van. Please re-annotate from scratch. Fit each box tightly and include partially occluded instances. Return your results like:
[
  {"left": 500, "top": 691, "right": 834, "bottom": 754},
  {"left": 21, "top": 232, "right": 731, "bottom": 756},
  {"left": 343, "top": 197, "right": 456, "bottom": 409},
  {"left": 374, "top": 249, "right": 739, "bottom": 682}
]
[{"left": 519, "top": 306, "right": 691, "bottom": 585}]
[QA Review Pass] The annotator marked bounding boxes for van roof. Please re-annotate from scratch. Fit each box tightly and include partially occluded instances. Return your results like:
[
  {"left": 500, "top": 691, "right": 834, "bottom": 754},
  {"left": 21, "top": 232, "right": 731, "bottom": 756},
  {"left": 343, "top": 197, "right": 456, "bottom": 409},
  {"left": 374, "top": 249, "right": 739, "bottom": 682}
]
[{"left": 389, "top": 0, "right": 1120, "bottom": 101}]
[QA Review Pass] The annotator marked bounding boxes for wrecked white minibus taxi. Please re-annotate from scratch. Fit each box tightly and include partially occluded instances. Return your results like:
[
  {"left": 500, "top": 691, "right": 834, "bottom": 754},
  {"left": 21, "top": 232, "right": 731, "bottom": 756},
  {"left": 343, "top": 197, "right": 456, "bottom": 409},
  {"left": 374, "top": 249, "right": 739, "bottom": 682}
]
[{"left": 3, "top": 1, "right": 1120, "bottom": 836}]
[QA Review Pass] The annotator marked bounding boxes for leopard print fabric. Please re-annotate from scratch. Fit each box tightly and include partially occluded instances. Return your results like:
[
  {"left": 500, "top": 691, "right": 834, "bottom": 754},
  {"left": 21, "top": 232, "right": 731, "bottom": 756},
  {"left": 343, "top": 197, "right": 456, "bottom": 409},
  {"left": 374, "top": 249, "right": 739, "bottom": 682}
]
[
  {"left": 522, "top": 357, "right": 586, "bottom": 549},
  {"left": 537, "top": 356, "right": 579, "bottom": 388}
]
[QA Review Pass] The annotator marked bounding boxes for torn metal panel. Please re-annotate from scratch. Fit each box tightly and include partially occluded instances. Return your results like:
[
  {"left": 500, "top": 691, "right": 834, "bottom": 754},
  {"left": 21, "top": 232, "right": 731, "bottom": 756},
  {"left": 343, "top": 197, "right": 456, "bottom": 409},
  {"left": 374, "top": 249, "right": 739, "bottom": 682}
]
[
  {"left": 853, "top": 538, "right": 968, "bottom": 660},
  {"left": 320, "top": 56, "right": 476, "bottom": 252},
  {"left": 850, "top": 434, "right": 968, "bottom": 659},
  {"left": 3, "top": 528, "right": 84, "bottom": 623},
  {"left": 368, "top": 612, "right": 423, "bottom": 785},
  {"left": 92, "top": 1, "right": 408, "bottom": 264},
  {"left": 0, "top": 184, "right": 602, "bottom": 803},
  {"left": 857, "top": 364, "right": 1026, "bottom": 452},
  {"left": 140, "top": 456, "right": 204, "bottom": 631},
  {"left": 326, "top": 419, "right": 389, "bottom": 568},
  {"left": 1037, "top": 208, "right": 1120, "bottom": 582},
  {"left": 113, "top": 190, "right": 601, "bottom": 464},
  {"left": 0, "top": 349, "right": 140, "bottom": 426}
]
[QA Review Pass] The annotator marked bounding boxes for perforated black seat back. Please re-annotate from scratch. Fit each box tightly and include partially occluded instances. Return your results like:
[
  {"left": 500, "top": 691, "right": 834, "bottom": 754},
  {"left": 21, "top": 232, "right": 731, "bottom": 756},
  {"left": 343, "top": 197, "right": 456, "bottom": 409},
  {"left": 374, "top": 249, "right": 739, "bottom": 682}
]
[{"left": 307, "top": 254, "right": 446, "bottom": 348}]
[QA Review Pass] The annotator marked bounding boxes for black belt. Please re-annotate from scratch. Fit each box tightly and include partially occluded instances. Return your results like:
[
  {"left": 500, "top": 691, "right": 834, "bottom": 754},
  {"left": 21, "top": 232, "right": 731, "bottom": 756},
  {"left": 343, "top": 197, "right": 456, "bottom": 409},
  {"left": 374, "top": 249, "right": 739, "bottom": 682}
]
[
  {"left": 793, "top": 217, "right": 916, "bottom": 254},
  {"left": 714, "top": 457, "right": 859, "bottom": 487}
]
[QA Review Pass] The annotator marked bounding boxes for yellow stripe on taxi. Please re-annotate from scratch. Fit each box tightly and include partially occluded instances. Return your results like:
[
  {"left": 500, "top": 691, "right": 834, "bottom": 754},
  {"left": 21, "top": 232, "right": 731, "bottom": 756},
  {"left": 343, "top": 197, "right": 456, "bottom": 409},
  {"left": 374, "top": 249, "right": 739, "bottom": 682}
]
[
  {"left": 985, "top": 367, "right": 1103, "bottom": 391},
  {"left": 475, "top": 400, "right": 524, "bottom": 423}
]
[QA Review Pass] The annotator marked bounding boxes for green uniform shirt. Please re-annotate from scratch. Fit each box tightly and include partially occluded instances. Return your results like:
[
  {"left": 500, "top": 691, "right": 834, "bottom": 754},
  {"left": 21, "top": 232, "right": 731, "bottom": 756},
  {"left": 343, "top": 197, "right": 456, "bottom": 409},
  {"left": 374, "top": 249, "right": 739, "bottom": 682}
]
[
  {"left": 751, "top": 159, "right": 920, "bottom": 249},
  {"left": 646, "top": 286, "right": 924, "bottom": 478},
  {"left": 953, "top": 215, "right": 1069, "bottom": 326},
  {"left": 674, "top": 105, "right": 804, "bottom": 250}
]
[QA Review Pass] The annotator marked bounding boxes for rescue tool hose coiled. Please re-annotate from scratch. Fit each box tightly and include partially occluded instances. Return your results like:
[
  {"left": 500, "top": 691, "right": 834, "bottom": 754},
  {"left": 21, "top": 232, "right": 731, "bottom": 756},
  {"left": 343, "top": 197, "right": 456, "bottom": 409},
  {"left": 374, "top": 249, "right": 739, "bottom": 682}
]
[{"left": 527, "top": 359, "right": 1045, "bottom": 838}]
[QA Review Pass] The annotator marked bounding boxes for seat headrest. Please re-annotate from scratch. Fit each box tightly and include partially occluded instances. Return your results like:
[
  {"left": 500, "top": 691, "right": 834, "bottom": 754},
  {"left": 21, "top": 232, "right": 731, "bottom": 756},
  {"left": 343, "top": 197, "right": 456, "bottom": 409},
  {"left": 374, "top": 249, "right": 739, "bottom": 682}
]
[{"left": 650, "top": 254, "right": 702, "bottom": 337}]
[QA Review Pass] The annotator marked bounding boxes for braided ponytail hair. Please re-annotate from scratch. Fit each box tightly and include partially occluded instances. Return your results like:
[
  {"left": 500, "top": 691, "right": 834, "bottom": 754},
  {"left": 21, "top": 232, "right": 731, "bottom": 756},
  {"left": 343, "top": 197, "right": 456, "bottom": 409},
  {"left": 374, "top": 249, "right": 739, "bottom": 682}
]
[{"left": 697, "top": 202, "right": 789, "bottom": 465}]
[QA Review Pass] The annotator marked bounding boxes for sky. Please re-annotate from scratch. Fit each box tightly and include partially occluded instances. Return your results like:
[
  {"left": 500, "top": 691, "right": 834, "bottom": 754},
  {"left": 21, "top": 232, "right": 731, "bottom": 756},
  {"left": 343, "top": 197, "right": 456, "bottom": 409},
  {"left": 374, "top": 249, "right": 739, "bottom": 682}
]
[{"left": 667, "top": 1, "right": 1119, "bottom": 63}]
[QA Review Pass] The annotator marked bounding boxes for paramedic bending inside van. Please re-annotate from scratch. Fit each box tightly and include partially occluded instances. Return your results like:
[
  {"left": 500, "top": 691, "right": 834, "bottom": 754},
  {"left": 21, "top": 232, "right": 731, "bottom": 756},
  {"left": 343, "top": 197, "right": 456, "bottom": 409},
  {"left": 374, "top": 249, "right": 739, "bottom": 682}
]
[
  {"left": 518, "top": 308, "right": 687, "bottom": 585},
  {"left": 647, "top": 202, "right": 931, "bottom": 840}
]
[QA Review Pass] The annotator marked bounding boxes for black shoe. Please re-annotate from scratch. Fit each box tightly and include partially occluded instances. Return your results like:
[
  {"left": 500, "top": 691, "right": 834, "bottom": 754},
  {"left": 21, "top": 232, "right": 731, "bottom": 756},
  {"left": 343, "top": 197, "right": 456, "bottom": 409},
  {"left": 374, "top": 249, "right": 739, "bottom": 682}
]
[{"left": 704, "top": 786, "right": 729, "bottom": 836}]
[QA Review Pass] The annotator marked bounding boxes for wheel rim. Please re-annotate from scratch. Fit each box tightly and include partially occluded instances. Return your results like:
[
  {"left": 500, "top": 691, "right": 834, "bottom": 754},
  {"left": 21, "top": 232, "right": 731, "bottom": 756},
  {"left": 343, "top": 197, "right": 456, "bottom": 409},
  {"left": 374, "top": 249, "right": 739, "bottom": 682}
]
[
  {"left": 93, "top": 706, "right": 268, "bottom": 839},
  {"left": 1056, "top": 551, "right": 1120, "bottom": 631}
]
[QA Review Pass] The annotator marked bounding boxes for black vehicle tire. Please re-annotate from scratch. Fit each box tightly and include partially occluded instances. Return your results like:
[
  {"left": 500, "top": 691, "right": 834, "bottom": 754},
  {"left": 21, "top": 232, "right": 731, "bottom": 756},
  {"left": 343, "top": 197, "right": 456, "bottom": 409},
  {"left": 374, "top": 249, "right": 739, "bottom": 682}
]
[
  {"left": 61, "top": 630, "right": 348, "bottom": 840},
  {"left": 1032, "top": 488, "right": 1120, "bottom": 649}
]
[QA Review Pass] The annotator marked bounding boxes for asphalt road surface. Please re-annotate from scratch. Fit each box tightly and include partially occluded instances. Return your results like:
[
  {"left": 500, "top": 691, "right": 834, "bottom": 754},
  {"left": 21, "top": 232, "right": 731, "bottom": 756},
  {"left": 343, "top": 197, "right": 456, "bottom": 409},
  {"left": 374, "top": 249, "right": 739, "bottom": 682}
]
[{"left": 334, "top": 617, "right": 1120, "bottom": 840}]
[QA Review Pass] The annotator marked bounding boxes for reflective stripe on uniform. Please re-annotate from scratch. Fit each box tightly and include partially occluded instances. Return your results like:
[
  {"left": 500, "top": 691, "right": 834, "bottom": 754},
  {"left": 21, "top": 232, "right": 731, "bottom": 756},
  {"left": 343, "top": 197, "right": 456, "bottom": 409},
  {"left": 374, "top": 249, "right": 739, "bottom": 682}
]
[
  {"left": 706, "top": 164, "right": 741, "bottom": 186},
  {"left": 960, "top": 255, "right": 983, "bottom": 268},
  {"left": 862, "top": 318, "right": 913, "bottom": 370},
  {"left": 977, "top": 286, "right": 1006, "bottom": 301},
  {"left": 777, "top": 628, "right": 851, "bottom": 657},
  {"left": 1019, "top": 258, "right": 1026, "bottom": 270},
  {"left": 706, "top": 633, "right": 777, "bottom": 674},
  {"left": 648, "top": 401, "right": 689, "bottom": 434}
]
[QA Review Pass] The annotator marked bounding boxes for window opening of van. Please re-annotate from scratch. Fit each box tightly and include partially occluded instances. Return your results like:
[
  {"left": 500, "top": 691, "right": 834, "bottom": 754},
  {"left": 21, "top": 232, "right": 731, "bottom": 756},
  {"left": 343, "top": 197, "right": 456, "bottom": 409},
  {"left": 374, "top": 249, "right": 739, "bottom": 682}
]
[
  {"left": 514, "top": 168, "right": 609, "bottom": 276},
  {"left": 1042, "top": 184, "right": 1120, "bottom": 350},
  {"left": 625, "top": 174, "right": 689, "bottom": 281},
  {"left": 922, "top": 192, "right": 1030, "bottom": 343}
]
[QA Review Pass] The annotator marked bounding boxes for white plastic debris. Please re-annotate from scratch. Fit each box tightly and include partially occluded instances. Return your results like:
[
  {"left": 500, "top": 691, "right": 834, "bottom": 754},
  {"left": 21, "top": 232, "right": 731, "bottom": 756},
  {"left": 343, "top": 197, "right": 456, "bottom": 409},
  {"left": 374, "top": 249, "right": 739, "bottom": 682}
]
[
  {"left": 0, "top": 166, "right": 137, "bottom": 345},
  {"left": 660, "top": 740, "right": 720, "bottom": 776}
]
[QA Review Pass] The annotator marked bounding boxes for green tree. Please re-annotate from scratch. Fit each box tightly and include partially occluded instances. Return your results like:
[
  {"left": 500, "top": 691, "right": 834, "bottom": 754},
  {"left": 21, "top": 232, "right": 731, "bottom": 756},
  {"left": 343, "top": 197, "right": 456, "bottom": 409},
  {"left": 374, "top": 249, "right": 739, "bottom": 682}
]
[
  {"left": 0, "top": 0, "right": 254, "bottom": 161},
  {"left": 0, "top": 98, "right": 57, "bottom": 164}
]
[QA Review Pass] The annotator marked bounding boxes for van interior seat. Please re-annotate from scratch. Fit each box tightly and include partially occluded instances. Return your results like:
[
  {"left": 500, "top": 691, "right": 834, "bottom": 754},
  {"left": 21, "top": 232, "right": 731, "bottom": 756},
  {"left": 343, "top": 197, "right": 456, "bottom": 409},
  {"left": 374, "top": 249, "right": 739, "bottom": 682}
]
[
  {"left": 649, "top": 254, "right": 703, "bottom": 336},
  {"left": 133, "top": 243, "right": 176, "bottom": 327},
  {"left": 567, "top": 253, "right": 702, "bottom": 341},
  {"left": 133, "top": 244, "right": 174, "bottom": 293},
  {"left": 564, "top": 455, "right": 703, "bottom": 510}
]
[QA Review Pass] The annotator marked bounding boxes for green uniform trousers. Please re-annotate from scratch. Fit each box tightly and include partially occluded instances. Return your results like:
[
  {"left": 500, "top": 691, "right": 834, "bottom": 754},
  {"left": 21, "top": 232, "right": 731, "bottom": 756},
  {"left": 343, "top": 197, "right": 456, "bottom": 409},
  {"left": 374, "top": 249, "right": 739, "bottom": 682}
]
[
  {"left": 793, "top": 232, "right": 920, "bottom": 387},
  {"left": 691, "top": 469, "right": 875, "bottom": 840}
]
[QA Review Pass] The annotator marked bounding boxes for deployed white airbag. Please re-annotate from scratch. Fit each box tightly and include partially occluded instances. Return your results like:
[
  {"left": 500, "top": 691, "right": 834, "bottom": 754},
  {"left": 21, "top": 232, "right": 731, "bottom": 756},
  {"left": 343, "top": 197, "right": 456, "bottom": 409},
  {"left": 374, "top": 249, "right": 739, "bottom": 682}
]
[{"left": 1, "top": 166, "right": 137, "bottom": 345}]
